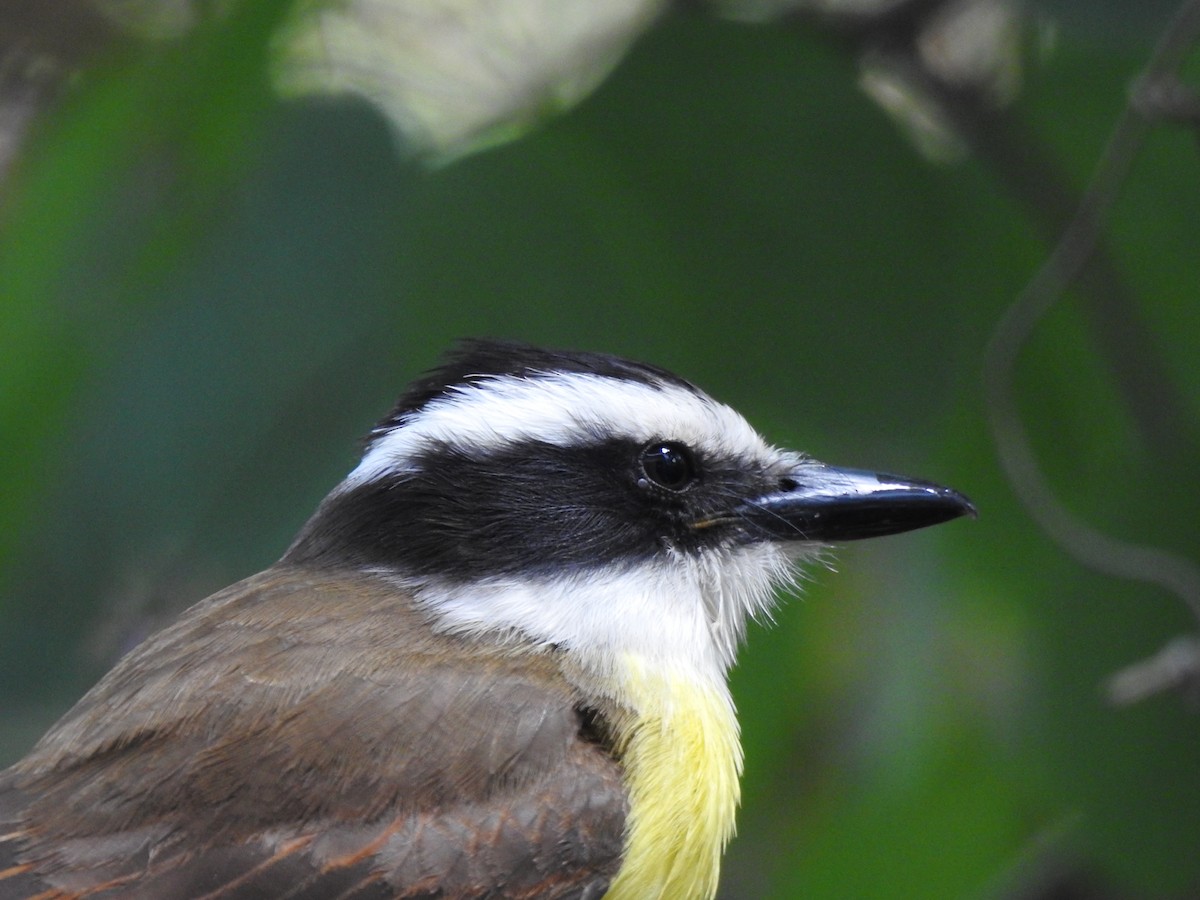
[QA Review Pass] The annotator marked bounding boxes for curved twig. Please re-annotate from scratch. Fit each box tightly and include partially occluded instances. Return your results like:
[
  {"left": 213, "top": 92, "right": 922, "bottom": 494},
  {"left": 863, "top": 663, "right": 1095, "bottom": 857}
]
[{"left": 982, "top": 0, "right": 1200, "bottom": 704}]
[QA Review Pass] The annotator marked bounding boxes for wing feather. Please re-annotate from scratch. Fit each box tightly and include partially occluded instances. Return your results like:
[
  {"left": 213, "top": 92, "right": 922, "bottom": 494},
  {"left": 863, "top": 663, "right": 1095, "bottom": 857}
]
[{"left": 0, "top": 567, "right": 627, "bottom": 899}]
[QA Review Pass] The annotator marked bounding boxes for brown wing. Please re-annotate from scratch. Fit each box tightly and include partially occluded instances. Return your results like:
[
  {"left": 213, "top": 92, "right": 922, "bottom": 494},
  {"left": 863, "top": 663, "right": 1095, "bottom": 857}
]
[{"left": 0, "top": 567, "right": 628, "bottom": 899}]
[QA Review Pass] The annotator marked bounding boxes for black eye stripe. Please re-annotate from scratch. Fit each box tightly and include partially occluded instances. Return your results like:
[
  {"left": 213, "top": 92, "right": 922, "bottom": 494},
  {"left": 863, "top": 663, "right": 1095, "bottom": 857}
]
[
  {"left": 640, "top": 442, "right": 696, "bottom": 492},
  {"left": 286, "top": 437, "right": 766, "bottom": 578}
]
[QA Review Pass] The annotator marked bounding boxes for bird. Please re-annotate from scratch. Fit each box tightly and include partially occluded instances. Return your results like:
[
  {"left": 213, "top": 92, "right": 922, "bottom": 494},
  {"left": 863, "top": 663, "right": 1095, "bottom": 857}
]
[{"left": 0, "top": 339, "right": 974, "bottom": 899}]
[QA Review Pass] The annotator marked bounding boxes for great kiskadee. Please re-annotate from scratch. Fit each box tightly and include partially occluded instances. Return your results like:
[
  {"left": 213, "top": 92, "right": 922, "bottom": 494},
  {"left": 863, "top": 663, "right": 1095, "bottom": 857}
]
[{"left": 0, "top": 340, "right": 973, "bottom": 899}]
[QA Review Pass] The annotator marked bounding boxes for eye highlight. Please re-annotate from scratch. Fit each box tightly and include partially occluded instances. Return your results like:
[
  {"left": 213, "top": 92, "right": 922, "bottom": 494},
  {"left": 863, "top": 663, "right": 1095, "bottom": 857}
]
[{"left": 639, "top": 442, "right": 696, "bottom": 492}]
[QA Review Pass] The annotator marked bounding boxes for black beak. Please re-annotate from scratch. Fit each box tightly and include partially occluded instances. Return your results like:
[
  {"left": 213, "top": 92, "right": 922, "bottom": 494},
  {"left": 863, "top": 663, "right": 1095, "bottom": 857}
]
[{"left": 733, "top": 465, "right": 975, "bottom": 543}]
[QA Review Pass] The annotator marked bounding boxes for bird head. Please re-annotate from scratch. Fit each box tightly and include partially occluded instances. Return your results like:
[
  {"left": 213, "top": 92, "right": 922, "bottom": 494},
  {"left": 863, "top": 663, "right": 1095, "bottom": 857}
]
[{"left": 284, "top": 340, "right": 973, "bottom": 679}]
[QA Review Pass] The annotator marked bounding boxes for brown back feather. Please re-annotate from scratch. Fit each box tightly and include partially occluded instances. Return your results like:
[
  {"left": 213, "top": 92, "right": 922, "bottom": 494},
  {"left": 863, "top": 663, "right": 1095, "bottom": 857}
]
[{"left": 0, "top": 567, "right": 627, "bottom": 899}]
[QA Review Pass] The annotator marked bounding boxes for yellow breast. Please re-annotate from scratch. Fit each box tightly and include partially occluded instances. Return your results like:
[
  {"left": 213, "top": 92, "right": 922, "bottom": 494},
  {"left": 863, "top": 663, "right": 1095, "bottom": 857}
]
[{"left": 603, "top": 656, "right": 743, "bottom": 900}]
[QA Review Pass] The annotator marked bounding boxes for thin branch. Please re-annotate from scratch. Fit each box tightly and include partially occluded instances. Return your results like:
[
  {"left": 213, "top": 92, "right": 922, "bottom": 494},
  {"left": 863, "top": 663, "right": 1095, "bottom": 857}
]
[
  {"left": 982, "top": 0, "right": 1200, "bottom": 613},
  {"left": 979, "top": 0, "right": 1200, "bottom": 705},
  {"left": 790, "top": 0, "right": 1200, "bottom": 704}
]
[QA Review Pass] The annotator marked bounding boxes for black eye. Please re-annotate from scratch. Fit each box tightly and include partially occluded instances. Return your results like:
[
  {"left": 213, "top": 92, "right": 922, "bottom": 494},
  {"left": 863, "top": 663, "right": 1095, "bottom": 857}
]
[{"left": 639, "top": 442, "right": 696, "bottom": 491}]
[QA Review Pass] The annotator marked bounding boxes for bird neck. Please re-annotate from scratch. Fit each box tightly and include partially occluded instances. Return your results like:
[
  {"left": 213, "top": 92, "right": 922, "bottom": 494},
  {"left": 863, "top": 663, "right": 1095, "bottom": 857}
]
[
  {"left": 600, "top": 654, "right": 742, "bottom": 900},
  {"left": 403, "top": 567, "right": 749, "bottom": 899}
]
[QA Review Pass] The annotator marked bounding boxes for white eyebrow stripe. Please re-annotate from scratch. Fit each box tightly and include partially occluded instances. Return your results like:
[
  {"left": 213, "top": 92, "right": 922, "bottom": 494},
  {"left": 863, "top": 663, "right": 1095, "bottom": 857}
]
[{"left": 342, "top": 373, "right": 772, "bottom": 489}]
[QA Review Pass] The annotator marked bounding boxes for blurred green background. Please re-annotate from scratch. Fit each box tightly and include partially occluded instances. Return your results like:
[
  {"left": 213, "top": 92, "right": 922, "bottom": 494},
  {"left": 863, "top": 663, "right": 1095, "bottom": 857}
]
[{"left": 2, "top": 2, "right": 1199, "bottom": 897}]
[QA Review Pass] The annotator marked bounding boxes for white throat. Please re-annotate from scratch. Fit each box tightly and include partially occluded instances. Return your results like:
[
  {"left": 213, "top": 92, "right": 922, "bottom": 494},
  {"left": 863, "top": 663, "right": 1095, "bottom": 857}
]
[{"left": 396, "top": 542, "right": 804, "bottom": 688}]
